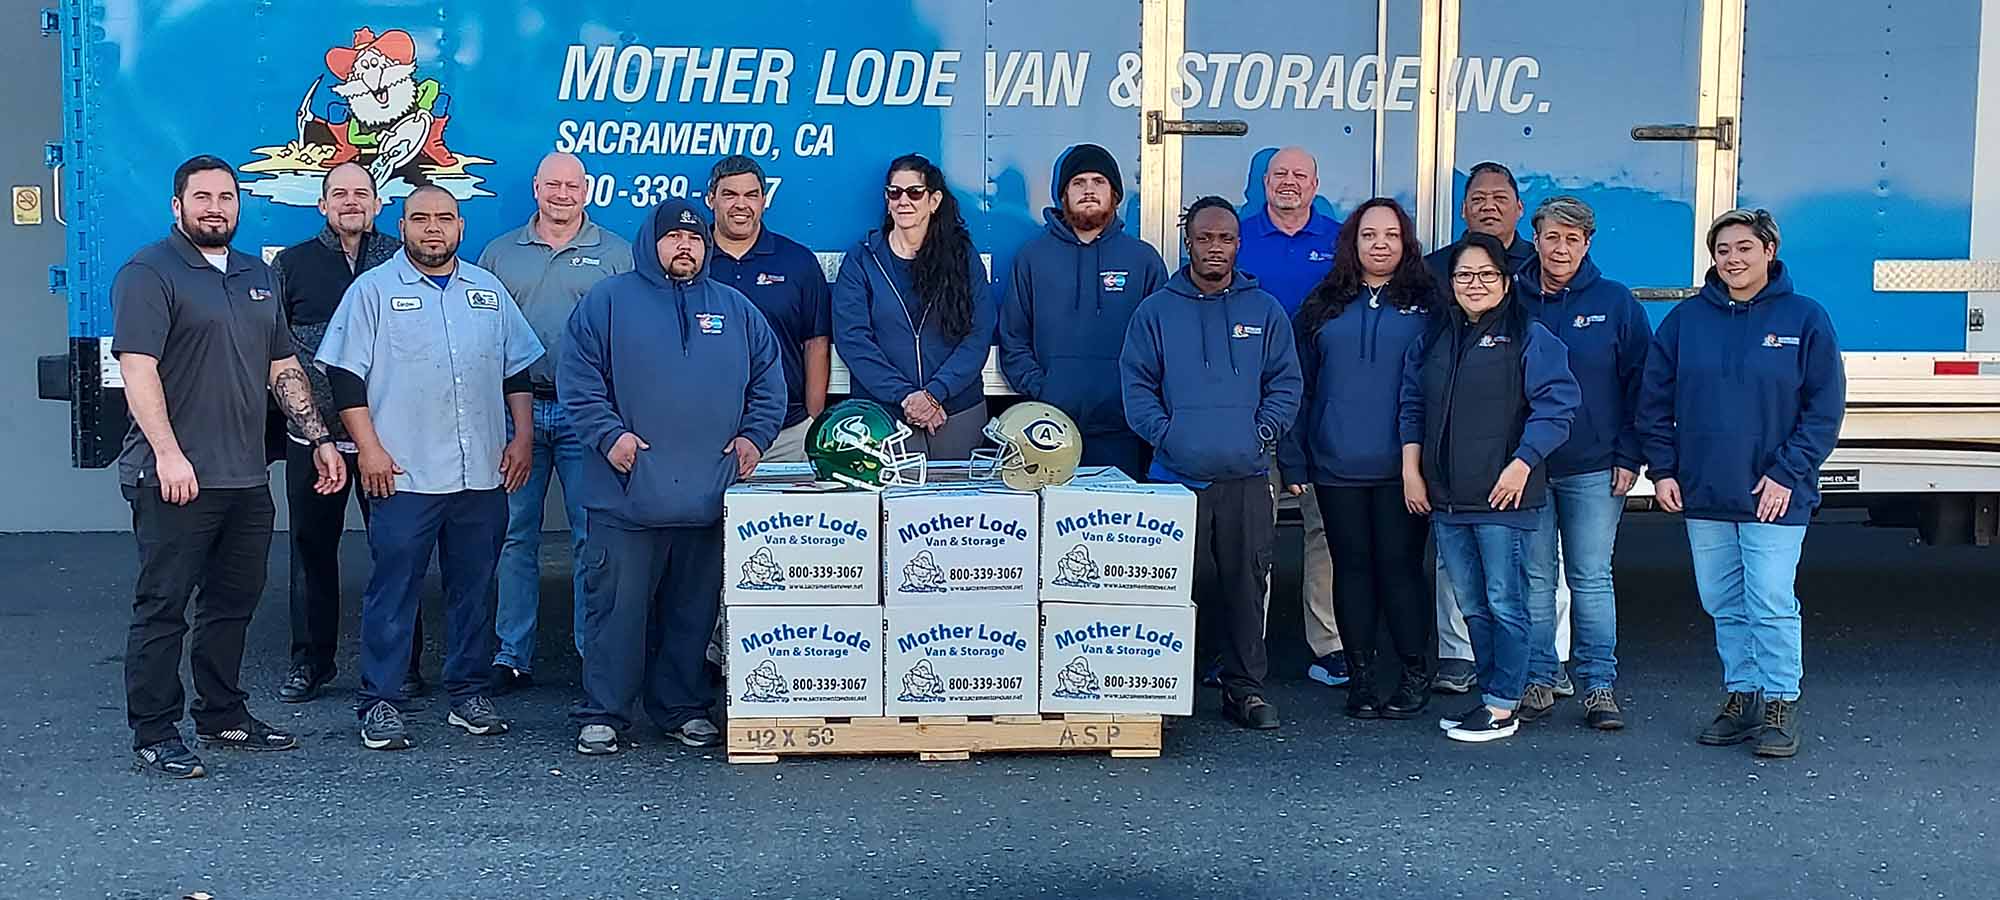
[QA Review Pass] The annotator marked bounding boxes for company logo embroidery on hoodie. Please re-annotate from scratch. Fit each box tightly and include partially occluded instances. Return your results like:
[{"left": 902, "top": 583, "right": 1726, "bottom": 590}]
[
  {"left": 698, "top": 313, "right": 726, "bottom": 335},
  {"left": 1572, "top": 314, "right": 1607, "bottom": 329},
  {"left": 1761, "top": 333, "right": 1800, "bottom": 348},
  {"left": 1230, "top": 323, "right": 1263, "bottom": 339},
  {"left": 1100, "top": 270, "right": 1128, "bottom": 292}
]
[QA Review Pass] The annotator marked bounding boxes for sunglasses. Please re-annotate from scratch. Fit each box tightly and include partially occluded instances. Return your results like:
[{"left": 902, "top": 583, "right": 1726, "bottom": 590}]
[{"left": 884, "top": 185, "right": 932, "bottom": 201}]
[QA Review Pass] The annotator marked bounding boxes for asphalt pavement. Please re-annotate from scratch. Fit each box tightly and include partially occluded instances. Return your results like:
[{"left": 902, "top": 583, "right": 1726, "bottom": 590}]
[{"left": 0, "top": 512, "right": 1994, "bottom": 899}]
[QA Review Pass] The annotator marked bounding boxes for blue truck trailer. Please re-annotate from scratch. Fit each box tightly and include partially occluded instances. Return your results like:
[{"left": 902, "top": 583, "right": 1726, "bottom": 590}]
[{"left": 31, "top": 0, "right": 2000, "bottom": 542}]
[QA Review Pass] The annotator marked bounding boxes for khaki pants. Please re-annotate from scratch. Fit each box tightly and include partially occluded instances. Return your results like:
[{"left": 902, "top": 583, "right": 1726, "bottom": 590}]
[
  {"left": 764, "top": 418, "right": 812, "bottom": 464},
  {"left": 1270, "top": 470, "right": 1340, "bottom": 655}
]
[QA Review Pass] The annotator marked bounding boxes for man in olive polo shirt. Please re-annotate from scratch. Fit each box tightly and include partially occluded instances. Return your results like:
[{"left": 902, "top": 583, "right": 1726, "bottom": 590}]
[
  {"left": 477, "top": 152, "right": 634, "bottom": 693},
  {"left": 113, "top": 154, "right": 347, "bottom": 778}
]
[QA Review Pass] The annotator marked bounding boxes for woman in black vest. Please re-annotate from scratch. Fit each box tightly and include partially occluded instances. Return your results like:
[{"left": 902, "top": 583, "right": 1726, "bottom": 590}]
[{"left": 1397, "top": 232, "right": 1579, "bottom": 743}]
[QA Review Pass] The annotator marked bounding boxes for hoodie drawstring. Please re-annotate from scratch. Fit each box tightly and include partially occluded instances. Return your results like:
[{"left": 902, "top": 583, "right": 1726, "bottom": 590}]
[{"left": 674, "top": 280, "right": 691, "bottom": 357}]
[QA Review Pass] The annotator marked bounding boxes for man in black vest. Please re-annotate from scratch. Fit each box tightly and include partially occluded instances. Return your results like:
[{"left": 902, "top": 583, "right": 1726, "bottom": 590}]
[{"left": 271, "top": 161, "right": 422, "bottom": 703}]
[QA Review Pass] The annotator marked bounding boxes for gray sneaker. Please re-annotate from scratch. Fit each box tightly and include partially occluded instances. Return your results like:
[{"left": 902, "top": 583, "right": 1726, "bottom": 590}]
[
  {"left": 447, "top": 696, "right": 510, "bottom": 736},
  {"left": 576, "top": 724, "right": 621, "bottom": 755},
  {"left": 667, "top": 717, "right": 722, "bottom": 748},
  {"left": 1552, "top": 668, "right": 1576, "bottom": 698},
  {"left": 360, "top": 701, "right": 412, "bottom": 751},
  {"left": 1432, "top": 659, "right": 1477, "bottom": 694}
]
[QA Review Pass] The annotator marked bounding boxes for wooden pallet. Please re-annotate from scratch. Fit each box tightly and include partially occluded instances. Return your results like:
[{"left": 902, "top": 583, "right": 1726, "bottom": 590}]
[{"left": 726, "top": 712, "right": 1163, "bottom": 764}]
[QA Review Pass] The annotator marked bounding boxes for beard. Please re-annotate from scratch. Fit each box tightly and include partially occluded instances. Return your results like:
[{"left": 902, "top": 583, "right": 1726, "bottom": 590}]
[
  {"left": 406, "top": 239, "right": 459, "bottom": 269},
  {"left": 332, "top": 64, "right": 419, "bottom": 129},
  {"left": 1063, "top": 202, "right": 1113, "bottom": 233},
  {"left": 179, "top": 212, "right": 236, "bottom": 249},
  {"left": 667, "top": 257, "right": 701, "bottom": 279}
]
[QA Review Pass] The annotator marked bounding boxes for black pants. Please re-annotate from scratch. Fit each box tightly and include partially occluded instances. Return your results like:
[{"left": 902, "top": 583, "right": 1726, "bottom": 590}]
[
  {"left": 1190, "top": 476, "right": 1275, "bottom": 700},
  {"left": 124, "top": 484, "right": 274, "bottom": 749},
  {"left": 1315, "top": 484, "right": 1431, "bottom": 673},
  {"left": 1082, "top": 430, "right": 1154, "bottom": 484},
  {"left": 574, "top": 518, "right": 724, "bottom": 733},
  {"left": 284, "top": 441, "right": 423, "bottom": 676}
]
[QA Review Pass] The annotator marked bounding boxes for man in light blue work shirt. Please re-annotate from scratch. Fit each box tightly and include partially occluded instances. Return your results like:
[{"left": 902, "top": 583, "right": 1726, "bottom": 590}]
[
  {"left": 477, "top": 152, "right": 634, "bottom": 694},
  {"left": 318, "top": 186, "right": 544, "bottom": 752},
  {"left": 1236, "top": 146, "right": 1346, "bottom": 690}
]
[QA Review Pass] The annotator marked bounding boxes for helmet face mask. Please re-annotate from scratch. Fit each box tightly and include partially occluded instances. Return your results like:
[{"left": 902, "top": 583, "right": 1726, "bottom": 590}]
[
  {"left": 975, "top": 402, "right": 1082, "bottom": 491},
  {"left": 808, "top": 400, "right": 929, "bottom": 491}
]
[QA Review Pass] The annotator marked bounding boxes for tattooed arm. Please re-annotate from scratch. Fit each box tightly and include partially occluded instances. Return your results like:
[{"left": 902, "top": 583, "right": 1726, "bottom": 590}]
[{"left": 271, "top": 356, "right": 346, "bottom": 495}]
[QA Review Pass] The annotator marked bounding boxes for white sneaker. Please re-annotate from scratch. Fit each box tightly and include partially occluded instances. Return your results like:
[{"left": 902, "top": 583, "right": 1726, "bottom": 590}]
[{"left": 668, "top": 717, "right": 722, "bottom": 747}]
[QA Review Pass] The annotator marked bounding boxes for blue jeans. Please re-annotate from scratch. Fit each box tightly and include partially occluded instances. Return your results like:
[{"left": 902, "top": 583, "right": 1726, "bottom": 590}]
[
  {"left": 357, "top": 489, "right": 506, "bottom": 712},
  {"left": 1433, "top": 520, "right": 1532, "bottom": 710},
  {"left": 1685, "top": 519, "right": 1807, "bottom": 701},
  {"left": 1526, "top": 469, "right": 1624, "bottom": 691},
  {"left": 497, "top": 398, "right": 589, "bottom": 672}
]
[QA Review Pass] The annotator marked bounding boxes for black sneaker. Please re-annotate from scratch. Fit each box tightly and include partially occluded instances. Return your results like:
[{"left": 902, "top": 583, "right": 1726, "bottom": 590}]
[
  {"left": 1583, "top": 686, "right": 1625, "bottom": 730},
  {"left": 360, "top": 701, "right": 412, "bottom": 751},
  {"left": 667, "top": 717, "right": 723, "bottom": 747},
  {"left": 1518, "top": 683, "right": 1556, "bottom": 723},
  {"left": 1307, "top": 653, "right": 1351, "bottom": 688},
  {"left": 1697, "top": 691, "right": 1764, "bottom": 746},
  {"left": 1438, "top": 702, "right": 1486, "bottom": 731},
  {"left": 1432, "top": 659, "right": 1477, "bottom": 694},
  {"left": 198, "top": 715, "right": 299, "bottom": 751},
  {"left": 1224, "top": 694, "right": 1279, "bottom": 730},
  {"left": 1382, "top": 668, "right": 1431, "bottom": 719},
  {"left": 1445, "top": 706, "right": 1519, "bottom": 743},
  {"left": 401, "top": 669, "right": 429, "bottom": 700},
  {"left": 133, "top": 737, "right": 206, "bottom": 779},
  {"left": 1754, "top": 699, "right": 1800, "bottom": 758},
  {"left": 447, "top": 697, "right": 511, "bottom": 736},
  {"left": 485, "top": 664, "right": 534, "bottom": 696},
  {"left": 576, "top": 724, "right": 622, "bottom": 755},
  {"left": 1344, "top": 664, "right": 1383, "bottom": 719},
  {"left": 278, "top": 665, "right": 331, "bottom": 703}
]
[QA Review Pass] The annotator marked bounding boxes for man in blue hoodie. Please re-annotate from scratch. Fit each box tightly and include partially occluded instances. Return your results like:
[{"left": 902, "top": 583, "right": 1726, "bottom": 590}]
[
  {"left": 1121, "top": 196, "right": 1304, "bottom": 731},
  {"left": 999, "top": 143, "right": 1167, "bottom": 480},
  {"left": 1514, "top": 196, "right": 1653, "bottom": 730},
  {"left": 558, "top": 198, "right": 787, "bottom": 755}
]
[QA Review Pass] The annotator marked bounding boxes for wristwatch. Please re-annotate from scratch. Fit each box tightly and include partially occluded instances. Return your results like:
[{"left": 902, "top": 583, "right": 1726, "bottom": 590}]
[{"left": 308, "top": 434, "right": 334, "bottom": 449}]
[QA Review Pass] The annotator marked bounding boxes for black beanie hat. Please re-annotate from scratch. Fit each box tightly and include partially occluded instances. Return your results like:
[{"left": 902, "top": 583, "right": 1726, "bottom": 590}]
[{"left": 1055, "top": 143, "right": 1122, "bottom": 205}]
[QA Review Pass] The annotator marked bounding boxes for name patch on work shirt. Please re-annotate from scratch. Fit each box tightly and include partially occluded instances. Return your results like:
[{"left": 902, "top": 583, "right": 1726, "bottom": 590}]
[
  {"left": 466, "top": 289, "right": 500, "bottom": 310},
  {"left": 698, "top": 313, "right": 727, "bottom": 335},
  {"left": 1100, "top": 270, "right": 1129, "bottom": 292},
  {"left": 1230, "top": 323, "right": 1263, "bottom": 339},
  {"left": 390, "top": 297, "right": 423, "bottom": 312}
]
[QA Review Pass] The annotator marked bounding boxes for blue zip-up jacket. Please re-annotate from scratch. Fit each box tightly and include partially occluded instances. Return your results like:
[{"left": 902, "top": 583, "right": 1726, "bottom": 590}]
[
  {"left": 832, "top": 229, "right": 995, "bottom": 417},
  {"left": 1278, "top": 287, "right": 1430, "bottom": 487},
  {"left": 1636, "top": 262, "right": 1845, "bottom": 525},
  {"left": 1121, "top": 268, "right": 1303, "bottom": 484},
  {"left": 998, "top": 209, "right": 1167, "bottom": 435},
  {"left": 1516, "top": 255, "right": 1653, "bottom": 476},
  {"left": 559, "top": 198, "right": 788, "bottom": 529}
]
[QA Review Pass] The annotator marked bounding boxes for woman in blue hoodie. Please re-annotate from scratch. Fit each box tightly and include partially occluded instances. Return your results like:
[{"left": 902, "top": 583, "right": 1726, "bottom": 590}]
[
  {"left": 1278, "top": 198, "right": 1435, "bottom": 720},
  {"left": 1638, "top": 209, "right": 1844, "bottom": 759},
  {"left": 1514, "top": 196, "right": 1653, "bottom": 731},
  {"left": 1399, "top": 232, "right": 1580, "bottom": 744},
  {"left": 833, "top": 154, "right": 996, "bottom": 460}
]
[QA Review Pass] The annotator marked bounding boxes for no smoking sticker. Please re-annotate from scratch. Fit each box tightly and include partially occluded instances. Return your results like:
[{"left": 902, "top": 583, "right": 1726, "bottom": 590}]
[{"left": 12, "top": 186, "right": 41, "bottom": 226}]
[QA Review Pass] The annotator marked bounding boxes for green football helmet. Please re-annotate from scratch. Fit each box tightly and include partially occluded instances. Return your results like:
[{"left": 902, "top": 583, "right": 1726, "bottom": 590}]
[{"left": 806, "top": 399, "right": 928, "bottom": 490}]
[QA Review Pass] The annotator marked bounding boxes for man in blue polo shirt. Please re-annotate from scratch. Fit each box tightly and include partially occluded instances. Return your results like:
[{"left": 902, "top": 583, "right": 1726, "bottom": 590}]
[
  {"left": 705, "top": 154, "right": 831, "bottom": 462},
  {"left": 1237, "top": 145, "right": 1344, "bottom": 690}
]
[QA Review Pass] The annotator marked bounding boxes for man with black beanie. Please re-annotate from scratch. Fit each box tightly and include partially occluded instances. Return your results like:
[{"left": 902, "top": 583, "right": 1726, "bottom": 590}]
[{"left": 999, "top": 143, "right": 1168, "bottom": 480}]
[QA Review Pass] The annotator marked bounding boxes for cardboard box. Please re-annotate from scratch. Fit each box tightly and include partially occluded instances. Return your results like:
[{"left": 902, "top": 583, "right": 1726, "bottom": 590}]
[
  {"left": 723, "top": 484, "right": 880, "bottom": 606},
  {"left": 1039, "top": 601, "right": 1196, "bottom": 716},
  {"left": 882, "top": 487, "right": 1039, "bottom": 606},
  {"left": 744, "top": 461, "right": 820, "bottom": 484},
  {"left": 883, "top": 603, "right": 1039, "bottom": 716},
  {"left": 1071, "top": 465, "right": 1137, "bottom": 485},
  {"left": 725, "top": 605, "right": 884, "bottom": 718},
  {"left": 1039, "top": 482, "right": 1196, "bottom": 606}
]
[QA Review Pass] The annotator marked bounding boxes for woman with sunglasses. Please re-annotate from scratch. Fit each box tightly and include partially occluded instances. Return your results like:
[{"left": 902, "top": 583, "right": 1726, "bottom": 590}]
[
  {"left": 1637, "top": 209, "right": 1843, "bottom": 759},
  {"left": 1279, "top": 198, "right": 1437, "bottom": 720},
  {"left": 832, "top": 154, "right": 996, "bottom": 459},
  {"left": 1399, "top": 232, "right": 1579, "bottom": 743}
]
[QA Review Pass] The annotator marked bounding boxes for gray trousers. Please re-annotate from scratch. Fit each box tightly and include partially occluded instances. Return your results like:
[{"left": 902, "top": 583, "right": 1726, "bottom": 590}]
[{"left": 764, "top": 418, "right": 812, "bottom": 464}]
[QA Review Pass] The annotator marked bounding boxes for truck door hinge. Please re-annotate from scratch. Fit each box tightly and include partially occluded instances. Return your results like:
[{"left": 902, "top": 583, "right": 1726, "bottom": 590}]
[
  {"left": 44, "top": 142, "right": 63, "bottom": 168},
  {"left": 39, "top": 8, "right": 59, "bottom": 36},
  {"left": 1972, "top": 307, "right": 1987, "bottom": 333},
  {"left": 1631, "top": 117, "right": 1736, "bottom": 151},
  {"left": 48, "top": 266, "right": 67, "bottom": 293}
]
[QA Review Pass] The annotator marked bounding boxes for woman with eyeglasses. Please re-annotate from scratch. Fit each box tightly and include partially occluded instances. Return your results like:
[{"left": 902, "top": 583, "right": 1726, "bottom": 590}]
[
  {"left": 1279, "top": 198, "right": 1437, "bottom": 720},
  {"left": 1398, "top": 231, "right": 1579, "bottom": 743},
  {"left": 1637, "top": 209, "right": 1844, "bottom": 759},
  {"left": 832, "top": 154, "right": 996, "bottom": 459}
]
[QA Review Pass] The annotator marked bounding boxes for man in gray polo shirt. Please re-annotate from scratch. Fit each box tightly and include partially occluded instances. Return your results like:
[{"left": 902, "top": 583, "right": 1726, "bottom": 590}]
[
  {"left": 113, "top": 154, "right": 348, "bottom": 778},
  {"left": 477, "top": 152, "right": 634, "bottom": 694},
  {"left": 319, "top": 185, "right": 544, "bottom": 751}
]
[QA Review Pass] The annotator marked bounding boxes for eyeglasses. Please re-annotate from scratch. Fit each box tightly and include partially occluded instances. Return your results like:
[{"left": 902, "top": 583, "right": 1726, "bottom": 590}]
[
  {"left": 1452, "top": 271, "right": 1504, "bottom": 285},
  {"left": 884, "top": 185, "right": 931, "bottom": 201}
]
